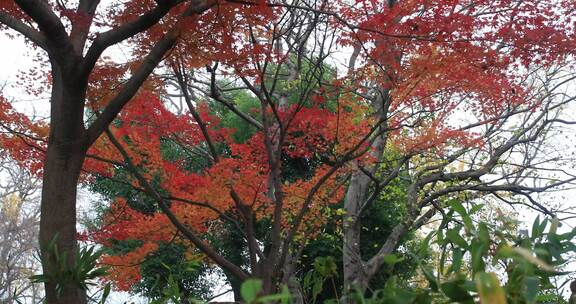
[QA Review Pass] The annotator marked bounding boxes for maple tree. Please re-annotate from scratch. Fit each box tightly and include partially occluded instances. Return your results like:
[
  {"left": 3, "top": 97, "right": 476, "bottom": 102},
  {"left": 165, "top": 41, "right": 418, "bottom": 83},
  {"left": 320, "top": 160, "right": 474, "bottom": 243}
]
[
  {"left": 334, "top": 0, "right": 576, "bottom": 293},
  {"left": 0, "top": 0, "right": 276, "bottom": 303},
  {"left": 2, "top": 0, "right": 576, "bottom": 302},
  {"left": 81, "top": 0, "right": 576, "bottom": 298}
]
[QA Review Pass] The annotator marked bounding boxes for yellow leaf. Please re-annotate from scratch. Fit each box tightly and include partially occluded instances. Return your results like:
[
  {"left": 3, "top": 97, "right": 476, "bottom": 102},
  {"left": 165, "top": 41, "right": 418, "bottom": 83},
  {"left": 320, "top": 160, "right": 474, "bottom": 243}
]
[
  {"left": 476, "top": 272, "right": 507, "bottom": 304},
  {"left": 2, "top": 193, "right": 22, "bottom": 221}
]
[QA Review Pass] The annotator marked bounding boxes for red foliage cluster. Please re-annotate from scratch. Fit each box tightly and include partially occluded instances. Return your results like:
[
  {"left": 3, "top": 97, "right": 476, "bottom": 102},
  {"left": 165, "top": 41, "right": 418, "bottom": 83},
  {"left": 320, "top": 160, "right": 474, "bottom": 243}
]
[{"left": 0, "top": 96, "right": 46, "bottom": 174}]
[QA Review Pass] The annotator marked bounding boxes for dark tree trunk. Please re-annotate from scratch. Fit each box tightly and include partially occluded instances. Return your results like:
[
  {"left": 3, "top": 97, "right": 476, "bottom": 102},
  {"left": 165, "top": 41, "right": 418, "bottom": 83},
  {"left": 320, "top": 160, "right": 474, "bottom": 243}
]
[
  {"left": 40, "top": 146, "right": 86, "bottom": 304},
  {"left": 281, "top": 251, "right": 304, "bottom": 304},
  {"left": 39, "top": 63, "right": 88, "bottom": 304},
  {"left": 228, "top": 275, "right": 242, "bottom": 303}
]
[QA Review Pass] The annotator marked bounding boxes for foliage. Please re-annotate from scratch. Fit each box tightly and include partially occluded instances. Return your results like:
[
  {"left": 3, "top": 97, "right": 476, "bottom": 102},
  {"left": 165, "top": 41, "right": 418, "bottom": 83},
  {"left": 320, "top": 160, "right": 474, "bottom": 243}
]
[
  {"left": 239, "top": 279, "right": 292, "bottom": 304},
  {"left": 297, "top": 214, "right": 576, "bottom": 304},
  {"left": 106, "top": 204, "right": 576, "bottom": 304},
  {"left": 298, "top": 195, "right": 428, "bottom": 301},
  {"left": 29, "top": 236, "right": 111, "bottom": 303},
  {"left": 135, "top": 243, "right": 214, "bottom": 300},
  {"left": 411, "top": 209, "right": 576, "bottom": 304}
]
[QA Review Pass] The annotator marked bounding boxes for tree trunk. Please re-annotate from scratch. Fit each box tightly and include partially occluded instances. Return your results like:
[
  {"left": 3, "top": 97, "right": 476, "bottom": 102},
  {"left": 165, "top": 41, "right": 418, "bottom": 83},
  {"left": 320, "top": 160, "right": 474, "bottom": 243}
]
[
  {"left": 39, "top": 63, "right": 88, "bottom": 304},
  {"left": 228, "top": 275, "right": 242, "bottom": 303},
  {"left": 281, "top": 251, "right": 304, "bottom": 304},
  {"left": 342, "top": 89, "right": 390, "bottom": 299},
  {"left": 40, "top": 148, "right": 86, "bottom": 304},
  {"left": 342, "top": 168, "right": 371, "bottom": 296},
  {"left": 253, "top": 261, "right": 276, "bottom": 295}
]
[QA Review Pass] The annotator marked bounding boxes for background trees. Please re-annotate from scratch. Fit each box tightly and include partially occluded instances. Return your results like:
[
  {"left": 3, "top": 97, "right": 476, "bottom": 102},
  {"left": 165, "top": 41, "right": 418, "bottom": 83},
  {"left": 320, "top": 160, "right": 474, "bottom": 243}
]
[{"left": 0, "top": 155, "right": 42, "bottom": 303}]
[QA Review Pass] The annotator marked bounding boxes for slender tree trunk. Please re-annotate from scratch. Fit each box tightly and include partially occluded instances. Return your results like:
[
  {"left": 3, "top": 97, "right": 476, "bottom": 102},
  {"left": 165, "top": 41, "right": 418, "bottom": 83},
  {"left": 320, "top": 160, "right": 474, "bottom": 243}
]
[
  {"left": 228, "top": 275, "right": 242, "bottom": 303},
  {"left": 253, "top": 261, "right": 276, "bottom": 295},
  {"left": 342, "top": 168, "right": 371, "bottom": 295},
  {"left": 342, "top": 89, "right": 391, "bottom": 298},
  {"left": 39, "top": 64, "right": 88, "bottom": 304},
  {"left": 281, "top": 251, "right": 304, "bottom": 304}
]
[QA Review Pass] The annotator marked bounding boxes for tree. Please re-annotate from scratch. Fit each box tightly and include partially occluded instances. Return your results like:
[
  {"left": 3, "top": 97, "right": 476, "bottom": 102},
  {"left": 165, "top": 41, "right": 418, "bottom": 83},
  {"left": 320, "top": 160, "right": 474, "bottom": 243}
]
[
  {"left": 0, "top": 155, "right": 42, "bottom": 304},
  {"left": 0, "top": 1, "right": 274, "bottom": 303},
  {"left": 85, "top": 0, "right": 576, "bottom": 293},
  {"left": 84, "top": 88, "right": 426, "bottom": 301},
  {"left": 2, "top": 0, "right": 576, "bottom": 301},
  {"left": 335, "top": 0, "right": 576, "bottom": 293}
]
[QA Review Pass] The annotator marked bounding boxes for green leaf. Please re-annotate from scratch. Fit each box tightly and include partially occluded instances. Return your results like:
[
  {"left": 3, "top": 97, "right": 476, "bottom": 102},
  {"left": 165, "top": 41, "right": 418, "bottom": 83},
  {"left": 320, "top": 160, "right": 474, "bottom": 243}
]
[
  {"left": 241, "top": 279, "right": 263, "bottom": 304},
  {"left": 539, "top": 218, "right": 549, "bottom": 238},
  {"left": 448, "top": 249, "right": 463, "bottom": 274},
  {"left": 446, "top": 228, "right": 468, "bottom": 248},
  {"left": 257, "top": 286, "right": 292, "bottom": 304},
  {"left": 439, "top": 243, "right": 448, "bottom": 275},
  {"left": 469, "top": 203, "right": 484, "bottom": 215},
  {"left": 524, "top": 276, "right": 540, "bottom": 304},
  {"left": 441, "top": 280, "right": 474, "bottom": 302},
  {"left": 383, "top": 254, "right": 405, "bottom": 266},
  {"left": 312, "top": 277, "right": 324, "bottom": 302},
  {"left": 532, "top": 216, "right": 541, "bottom": 238},
  {"left": 478, "top": 222, "right": 490, "bottom": 244},
  {"left": 413, "top": 291, "right": 432, "bottom": 304},
  {"left": 98, "top": 284, "right": 111, "bottom": 304},
  {"left": 29, "top": 274, "right": 50, "bottom": 283},
  {"left": 450, "top": 201, "right": 473, "bottom": 233},
  {"left": 89, "top": 267, "right": 109, "bottom": 278},
  {"left": 549, "top": 217, "right": 559, "bottom": 235},
  {"left": 419, "top": 231, "right": 435, "bottom": 254},
  {"left": 303, "top": 271, "right": 313, "bottom": 290},
  {"left": 470, "top": 240, "right": 488, "bottom": 274},
  {"left": 279, "top": 285, "right": 291, "bottom": 304},
  {"left": 512, "top": 247, "right": 555, "bottom": 272},
  {"left": 420, "top": 266, "right": 438, "bottom": 292},
  {"left": 314, "top": 256, "right": 337, "bottom": 277}
]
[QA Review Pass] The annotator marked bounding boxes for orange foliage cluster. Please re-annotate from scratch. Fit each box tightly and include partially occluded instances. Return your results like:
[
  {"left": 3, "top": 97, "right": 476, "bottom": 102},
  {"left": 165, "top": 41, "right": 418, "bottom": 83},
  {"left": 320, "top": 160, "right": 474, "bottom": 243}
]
[
  {"left": 82, "top": 90, "right": 367, "bottom": 288},
  {"left": 101, "top": 241, "right": 160, "bottom": 291}
]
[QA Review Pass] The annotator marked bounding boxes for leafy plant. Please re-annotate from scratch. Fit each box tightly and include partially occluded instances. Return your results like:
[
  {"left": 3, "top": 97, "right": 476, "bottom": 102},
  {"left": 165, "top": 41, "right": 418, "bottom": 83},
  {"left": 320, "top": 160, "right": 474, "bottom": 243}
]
[
  {"left": 29, "top": 235, "right": 110, "bottom": 301},
  {"left": 302, "top": 256, "right": 339, "bottom": 303},
  {"left": 240, "top": 279, "right": 292, "bottom": 304}
]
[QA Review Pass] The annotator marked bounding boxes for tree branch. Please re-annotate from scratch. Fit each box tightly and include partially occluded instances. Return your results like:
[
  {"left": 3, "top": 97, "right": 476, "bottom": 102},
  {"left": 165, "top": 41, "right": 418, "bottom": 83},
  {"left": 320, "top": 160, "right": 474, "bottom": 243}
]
[
  {"left": 81, "top": 0, "right": 181, "bottom": 76},
  {"left": 86, "top": 0, "right": 215, "bottom": 146},
  {"left": 14, "top": 0, "right": 72, "bottom": 58},
  {"left": 69, "top": 0, "right": 101, "bottom": 53},
  {"left": 0, "top": 12, "right": 47, "bottom": 50},
  {"left": 365, "top": 207, "right": 435, "bottom": 277}
]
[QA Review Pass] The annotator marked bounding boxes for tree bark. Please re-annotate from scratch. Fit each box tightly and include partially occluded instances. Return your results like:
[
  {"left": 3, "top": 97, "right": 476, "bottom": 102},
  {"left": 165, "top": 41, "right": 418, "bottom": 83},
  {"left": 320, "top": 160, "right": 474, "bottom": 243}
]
[
  {"left": 281, "top": 250, "right": 304, "bottom": 304},
  {"left": 342, "top": 89, "right": 390, "bottom": 297},
  {"left": 39, "top": 63, "right": 88, "bottom": 304},
  {"left": 342, "top": 167, "right": 371, "bottom": 294}
]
